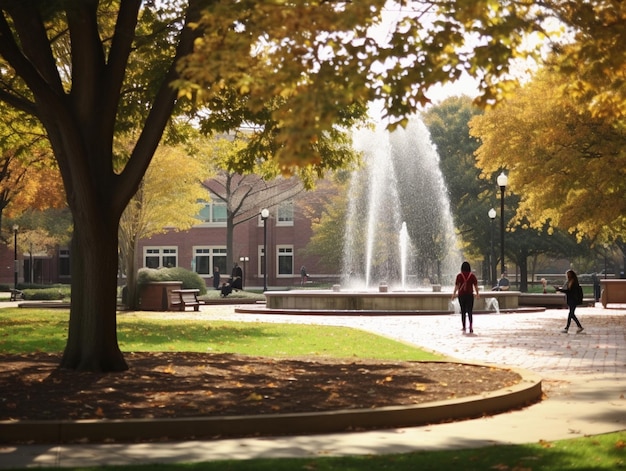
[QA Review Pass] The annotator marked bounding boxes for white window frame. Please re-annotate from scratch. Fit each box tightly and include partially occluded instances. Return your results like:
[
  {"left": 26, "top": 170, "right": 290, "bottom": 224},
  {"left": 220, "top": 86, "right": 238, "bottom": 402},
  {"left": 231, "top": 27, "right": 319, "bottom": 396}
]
[
  {"left": 258, "top": 245, "right": 265, "bottom": 277},
  {"left": 276, "top": 245, "right": 294, "bottom": 277},
  {"left": 144, "top": 246, "right": 178, "bottom": 268},
  {"left": 197, "top": 196, "right": 227, "bottom": 227},
  {"left": 193, "top": 246, "right": 227, "bottom": 275},
  {"left": 276, "top": 200, "right": 294, "bottom": 227}
]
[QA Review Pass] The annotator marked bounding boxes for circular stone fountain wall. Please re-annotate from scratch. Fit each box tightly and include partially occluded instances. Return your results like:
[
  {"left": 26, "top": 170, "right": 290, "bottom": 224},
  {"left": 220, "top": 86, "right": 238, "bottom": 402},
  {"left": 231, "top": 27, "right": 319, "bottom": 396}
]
[{"left": 263, "top": 289, "right": 520, "bottom": 314}]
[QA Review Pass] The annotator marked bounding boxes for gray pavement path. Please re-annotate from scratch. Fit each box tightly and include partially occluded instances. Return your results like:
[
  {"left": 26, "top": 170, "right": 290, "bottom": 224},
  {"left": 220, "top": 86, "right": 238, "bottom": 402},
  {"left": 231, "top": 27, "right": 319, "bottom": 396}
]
[{"left": 1, "top": 303, "right": 625, "bottom": 468}]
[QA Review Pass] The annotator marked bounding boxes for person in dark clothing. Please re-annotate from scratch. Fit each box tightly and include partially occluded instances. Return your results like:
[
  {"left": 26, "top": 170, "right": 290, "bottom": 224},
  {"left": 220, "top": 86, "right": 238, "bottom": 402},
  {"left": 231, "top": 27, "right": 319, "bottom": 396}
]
[
  {"left": 220, "top": 282, "right": 232, "bottom": 297},
  {"left": 555, "top": 269, "right": 584, "bottom": 334},
  {"left": 212, "top": 266, "right": 221, "bottom": 290},
  {"left": 231, "top": 263, "right": 243, "bottom": 290},
  {"left": 451, "top": 261, "right": 480, "bottom": 334},
  {"left": 492, "top": 272, "right": 510, "bottom": 291}
]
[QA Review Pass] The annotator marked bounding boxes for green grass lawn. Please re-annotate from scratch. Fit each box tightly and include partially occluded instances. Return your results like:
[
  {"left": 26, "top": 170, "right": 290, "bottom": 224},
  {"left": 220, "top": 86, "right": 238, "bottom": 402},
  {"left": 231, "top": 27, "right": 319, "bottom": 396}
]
[
  {"left": 1, "top": 307, "right": 624, "bottom": 471},
  {"left": 0, "top": 308, "right": 441, "bottom": 361},
  {"left": 48, "top": 431, "right": 623, "bottom": 471}
]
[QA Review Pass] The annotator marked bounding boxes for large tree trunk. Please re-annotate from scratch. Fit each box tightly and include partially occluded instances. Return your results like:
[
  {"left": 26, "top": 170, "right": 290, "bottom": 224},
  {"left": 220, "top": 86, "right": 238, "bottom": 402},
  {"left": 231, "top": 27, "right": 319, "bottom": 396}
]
[
  {"left": 0, "top": 1, "right": 202, "bottom": 372},
  {"left": 60, "top": 214, "right": 127, "bottom": 372}
]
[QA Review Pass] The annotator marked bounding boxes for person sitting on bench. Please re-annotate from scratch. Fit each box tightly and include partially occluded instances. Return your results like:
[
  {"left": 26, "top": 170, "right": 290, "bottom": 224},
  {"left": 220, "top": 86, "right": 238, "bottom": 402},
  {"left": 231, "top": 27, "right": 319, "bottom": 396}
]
[
  {"left": 220, "top": 282, "right": 232, "bottom": 297},
  {"left": 492, "top": 272, "right": 510, "bottom": 291}
]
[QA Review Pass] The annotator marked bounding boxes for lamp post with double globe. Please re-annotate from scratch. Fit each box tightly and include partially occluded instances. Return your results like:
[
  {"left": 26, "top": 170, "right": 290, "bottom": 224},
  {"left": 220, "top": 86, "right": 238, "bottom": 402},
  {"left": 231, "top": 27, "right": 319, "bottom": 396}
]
[
  {"left": 260, "top": 208, "right": 269, "bottom": 291},
  {"left": 497, "top": 172, "right": 508, "bottom": 275},
  {"left": 238, "top": 256, "right": 249, "bottom": 289},
  {"left": 12, "top": 225, "right": 18, "bottom": 290},
  {"left": 488, "top": 208, "right": 497, "bottom": 287}
]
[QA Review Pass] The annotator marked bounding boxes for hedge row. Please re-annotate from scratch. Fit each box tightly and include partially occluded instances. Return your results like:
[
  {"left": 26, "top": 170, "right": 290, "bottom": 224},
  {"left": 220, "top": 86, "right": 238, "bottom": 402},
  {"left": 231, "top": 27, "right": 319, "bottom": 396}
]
[
  {"left": 2, "top": 267, "right": 207, "bottom": 300},
  {"left": 137, "top": 267, "right": 207, "bottom": 295}
]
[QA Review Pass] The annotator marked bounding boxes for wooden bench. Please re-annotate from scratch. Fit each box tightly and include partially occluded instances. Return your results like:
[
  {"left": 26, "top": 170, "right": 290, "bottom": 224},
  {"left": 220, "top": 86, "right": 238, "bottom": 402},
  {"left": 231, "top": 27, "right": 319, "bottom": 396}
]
[{"left": 171, "top": 289, "right": 205, "bottom": 311}]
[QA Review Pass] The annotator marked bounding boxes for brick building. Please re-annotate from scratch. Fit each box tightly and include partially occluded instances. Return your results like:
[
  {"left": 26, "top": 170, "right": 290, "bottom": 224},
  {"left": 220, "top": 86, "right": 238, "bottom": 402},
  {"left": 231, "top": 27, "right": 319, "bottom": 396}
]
[
  {"left": 136, "top": 192, "right": 332, "bottom": 290},
  {"left": 1, "top": 180, "right": 339, "bottom": 290},
  {"left": 0, "top": 242, "right": 68, "bottom": 288}
]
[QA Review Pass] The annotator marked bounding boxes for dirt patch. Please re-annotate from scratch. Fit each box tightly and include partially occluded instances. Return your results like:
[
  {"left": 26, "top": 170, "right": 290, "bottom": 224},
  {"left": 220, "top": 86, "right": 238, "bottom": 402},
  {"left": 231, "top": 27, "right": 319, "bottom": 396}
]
[{"left": 1, "top": 352, "right": 521, "bottom": 422}]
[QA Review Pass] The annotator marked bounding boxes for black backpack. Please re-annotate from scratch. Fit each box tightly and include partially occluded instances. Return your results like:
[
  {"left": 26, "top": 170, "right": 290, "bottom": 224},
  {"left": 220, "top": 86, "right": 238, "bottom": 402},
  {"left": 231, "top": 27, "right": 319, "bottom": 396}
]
[{"left": 576, "top": 284, "right": 584, "bottom": 305}]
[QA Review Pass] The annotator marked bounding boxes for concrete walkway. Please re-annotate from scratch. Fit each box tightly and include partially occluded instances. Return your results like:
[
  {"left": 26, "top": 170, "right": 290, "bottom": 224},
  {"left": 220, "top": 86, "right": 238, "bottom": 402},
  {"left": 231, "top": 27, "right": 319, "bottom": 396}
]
[{"left": 1, "top": 303, "right": 625, "bottom": 468}]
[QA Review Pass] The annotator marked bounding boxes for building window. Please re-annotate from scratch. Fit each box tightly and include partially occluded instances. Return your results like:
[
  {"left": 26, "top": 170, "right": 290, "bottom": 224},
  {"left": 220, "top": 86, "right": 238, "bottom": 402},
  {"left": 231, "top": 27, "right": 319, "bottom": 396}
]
[
  {"left": 258, "top": 246, "right": 265, "bottom": 277},
  {"left": 277, "top": 245, "right": 293, "bottom": 276},
  {"left": 59, "top": 249, "right": 70, "bottom": 277},
  {"left": 194, "top": 248, "right": 210, "bottom": 274},
  {"left": 194, "top": 247, "right": 227, "bottom": 275},
  {"left": 277, "top": 200, "right": 294, "bottom": 226},
  {"left": 198, "top": 198, "right": 227, "bottom": 226},
  {"left": 144, "top": 247, "right": 178, "bottom": 268}
]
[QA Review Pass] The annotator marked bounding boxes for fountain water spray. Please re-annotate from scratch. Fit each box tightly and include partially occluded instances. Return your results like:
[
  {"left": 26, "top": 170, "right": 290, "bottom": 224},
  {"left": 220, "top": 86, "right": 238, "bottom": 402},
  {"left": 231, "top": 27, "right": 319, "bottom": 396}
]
[
  {"left": 342, "top": 114, "right": 461, "bottom": 290},
  {"left": 399, "top": 221, "right": 409, "bottom": 290}
]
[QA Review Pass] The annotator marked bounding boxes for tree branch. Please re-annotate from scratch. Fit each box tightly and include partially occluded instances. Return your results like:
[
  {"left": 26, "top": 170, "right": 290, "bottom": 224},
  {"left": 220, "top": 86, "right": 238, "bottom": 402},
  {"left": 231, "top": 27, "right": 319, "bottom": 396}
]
[{"left": 116, "top": 0, "right": 205, "bottom": 210}]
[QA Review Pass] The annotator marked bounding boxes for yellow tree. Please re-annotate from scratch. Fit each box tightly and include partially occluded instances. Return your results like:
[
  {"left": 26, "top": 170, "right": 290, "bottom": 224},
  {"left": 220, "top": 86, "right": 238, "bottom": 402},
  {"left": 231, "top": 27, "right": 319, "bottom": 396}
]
[
  {"left": 5, "top": 163, "right": 66, "bottom": 215},
  {"left": 176, "top": 0, "right": 547, "bottom": 170},
  {"left": 470, "top": 67, "right": 626, "bottom": 243},
  {"left": 554, "top": 0, "right": 626, "bottom": 125},
  {"left": 0, "top": 0, "right": 602, "bottom": 372},
  {"left": 119, "top": 145, "right": 206, "bottom": 309},
  {"left": 0, "top": 112, "right": 65, "bottom": 238}
]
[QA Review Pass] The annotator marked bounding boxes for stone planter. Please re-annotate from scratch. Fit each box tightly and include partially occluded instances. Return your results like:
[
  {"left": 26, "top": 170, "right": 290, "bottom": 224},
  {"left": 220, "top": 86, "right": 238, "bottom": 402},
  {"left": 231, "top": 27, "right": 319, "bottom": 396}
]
[
  {"left": 139, "top": 281, "right": 183, "bottom": 311},
  {"left": 600, "top": 279, "right": 626, "bottom": 308}
]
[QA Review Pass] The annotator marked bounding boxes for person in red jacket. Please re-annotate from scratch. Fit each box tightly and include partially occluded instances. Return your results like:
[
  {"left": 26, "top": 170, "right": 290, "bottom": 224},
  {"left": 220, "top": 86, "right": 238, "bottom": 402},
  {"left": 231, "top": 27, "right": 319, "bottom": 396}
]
[{"left": 452, "top": 261, "right": 480, "bottom": 334}]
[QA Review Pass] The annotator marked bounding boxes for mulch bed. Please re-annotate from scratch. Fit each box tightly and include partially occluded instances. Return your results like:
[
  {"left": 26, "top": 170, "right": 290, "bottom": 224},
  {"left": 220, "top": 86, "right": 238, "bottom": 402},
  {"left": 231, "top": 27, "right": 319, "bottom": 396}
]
[{"left": 0, "top": 352, "right": 521, "bottom": 421}]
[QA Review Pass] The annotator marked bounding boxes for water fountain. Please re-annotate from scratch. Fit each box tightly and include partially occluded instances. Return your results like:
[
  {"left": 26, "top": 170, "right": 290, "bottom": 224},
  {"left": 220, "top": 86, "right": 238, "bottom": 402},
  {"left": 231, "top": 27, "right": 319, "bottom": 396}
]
[
  {"left": 484, "top": 297, "right": 501, "bottom": 314},
  {"left": 249, "top": 114, "right": 520, "bottom": 314},
  {"left": 342, "top": 116, "right": 460, "bottom": 289}
]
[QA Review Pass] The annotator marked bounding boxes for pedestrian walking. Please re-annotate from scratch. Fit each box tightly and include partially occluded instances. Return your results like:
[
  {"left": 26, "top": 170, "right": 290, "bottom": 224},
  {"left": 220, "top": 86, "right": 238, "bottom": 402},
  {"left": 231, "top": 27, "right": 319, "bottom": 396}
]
[
  {"left": 555, "top": 269, "right": 584, "bottom": 333},
  {"left": 451, "top": 261, "right": 480, "bottom": 334}
]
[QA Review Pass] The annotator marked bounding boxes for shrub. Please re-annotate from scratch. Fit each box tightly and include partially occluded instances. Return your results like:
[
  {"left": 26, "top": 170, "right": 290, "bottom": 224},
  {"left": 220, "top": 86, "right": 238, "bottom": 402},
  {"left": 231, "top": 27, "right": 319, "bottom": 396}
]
[
  {"left": 136, "top": 267, "right": 207, "bottom": 295},
  {"left": 20, "top": 283, "right": 63, "bottom": 290},
  {"left": 21, "top": 286, "right": 71, "bottom": 301}
]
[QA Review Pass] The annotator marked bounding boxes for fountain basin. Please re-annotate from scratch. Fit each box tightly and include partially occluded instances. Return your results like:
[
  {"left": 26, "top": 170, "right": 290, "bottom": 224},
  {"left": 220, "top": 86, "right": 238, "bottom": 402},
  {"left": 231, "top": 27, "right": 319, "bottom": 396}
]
[{"left": 264, "top": 290, "right": 519, "bottom": 313}]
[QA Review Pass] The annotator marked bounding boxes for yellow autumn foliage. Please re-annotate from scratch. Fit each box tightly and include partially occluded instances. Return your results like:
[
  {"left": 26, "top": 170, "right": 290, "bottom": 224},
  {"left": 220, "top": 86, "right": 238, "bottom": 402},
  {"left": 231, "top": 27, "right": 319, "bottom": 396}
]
[{"left": 470, "top": 67, "right": 626, "bottom": 243}]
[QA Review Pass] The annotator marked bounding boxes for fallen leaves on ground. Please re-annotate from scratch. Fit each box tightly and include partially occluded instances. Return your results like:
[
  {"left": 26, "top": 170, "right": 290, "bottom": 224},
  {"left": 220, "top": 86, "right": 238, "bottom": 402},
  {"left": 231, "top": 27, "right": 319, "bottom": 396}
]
[{"left": 0, "top": 352, "right": 521, "bottom": 421}]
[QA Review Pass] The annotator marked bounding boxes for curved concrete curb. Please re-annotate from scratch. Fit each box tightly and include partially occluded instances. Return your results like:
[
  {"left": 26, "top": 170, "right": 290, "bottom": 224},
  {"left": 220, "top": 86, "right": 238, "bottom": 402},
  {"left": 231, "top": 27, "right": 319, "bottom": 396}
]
[{"left": 0, "top": 365, "right": 541, "bottom": 444}]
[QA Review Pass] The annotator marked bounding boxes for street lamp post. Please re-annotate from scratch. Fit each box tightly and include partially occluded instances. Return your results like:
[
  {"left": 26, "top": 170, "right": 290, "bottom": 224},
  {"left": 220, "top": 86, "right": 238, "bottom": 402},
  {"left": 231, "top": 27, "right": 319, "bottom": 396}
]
[
  {"left": 261, "top": 208, "right": 269, "bottom": 291},
  {"left": 488, "top": 208, "right": 496, "bottom": 287},
  {"left": 12, "top": 225, "right": 18, "bottom": 290},
  {"left": 239, "top": 256, "right": 249, "bottom": 289},
  {"left": 497, "top": 172, "right": 508, "bottom": 275}
]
